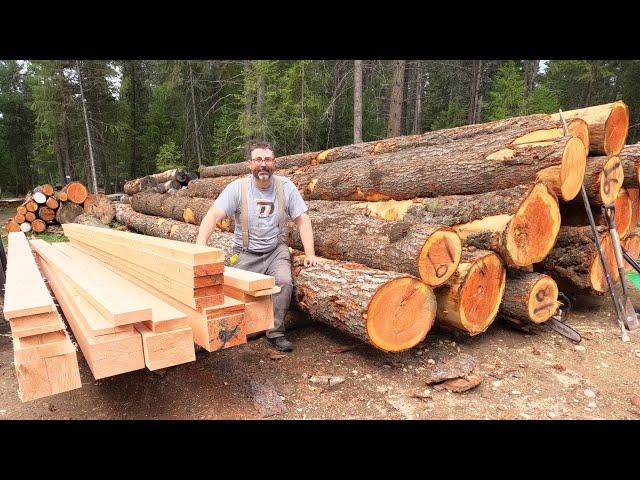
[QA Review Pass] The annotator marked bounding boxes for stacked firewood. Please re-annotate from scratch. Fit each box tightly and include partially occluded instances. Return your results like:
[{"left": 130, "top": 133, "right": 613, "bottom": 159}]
[
  {"left": 4, "top": 181, "right": 115, "bottom": 233},
  {"left": 117, "top": 101, "right": 640, "bottom": 352}
]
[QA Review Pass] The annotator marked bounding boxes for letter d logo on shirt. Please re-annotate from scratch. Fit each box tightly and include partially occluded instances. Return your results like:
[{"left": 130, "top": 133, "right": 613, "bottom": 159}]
[{"left": 255, "top": 199, "right": 274, "bottom": 218}]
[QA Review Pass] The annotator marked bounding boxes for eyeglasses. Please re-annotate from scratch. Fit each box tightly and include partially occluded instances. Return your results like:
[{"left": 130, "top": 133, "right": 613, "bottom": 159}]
[{"left": 251, "top": 157, "right": 275, "bottom": 164}]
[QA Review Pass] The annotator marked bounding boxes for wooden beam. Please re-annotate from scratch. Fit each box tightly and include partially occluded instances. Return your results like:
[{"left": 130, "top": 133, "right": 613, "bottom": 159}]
[
  {"left": 223, "top": 287, "right": 274, "bottom": 334},
  {"left": 63, "top": 223, "right": 224, "bottom": 265},
  {"left": 224, "top": 266, "right": 275, "bottom": 292},
  {"left": 14, "top": 350, "right": 81, "bottom": 402},
  {"left": 13, "top": 331, "right": 76, "bottom": 364},
  {"left": 224, "top": 285, "right": 281, "bottom": 299},
  {"left": 30, "top": 239, "right": 152, "bottom": 326},
  {"left": 3, "top": 232, "right": 56, "bottom": 319},
  {"left": 134, "top": 322, "right": 195, "bottom": 371},
  {"left": 53, "top": 243, "right": 189, "bottom": 332},
  {"left": 8, "top": 311, "right": 65, "bottom": 339},
  {"left": 38, "top": 255, "right": 145, "bottom": 379}
]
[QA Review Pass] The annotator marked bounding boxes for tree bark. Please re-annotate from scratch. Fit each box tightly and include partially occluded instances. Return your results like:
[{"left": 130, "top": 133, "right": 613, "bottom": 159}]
[
  {"left": 76, "top": 61, "right": 98, "bottom": 194},
  {"left": 189, "top": 62, "right": 203, "bottom": 169},
  {"left": 621, "top": 143, "right": 640, "bottom": 189},
  {"left": 551, "top": 101, "right": 629, "bottom": 156},
  {"left": 83, "top": 194, "right": 115, "bottom": 224},
  {"left": 285, "top": 200, "right": 462, "bottom": 287},
  {"left": 627, "top": 188, "right": 640, "bottom": 230},
  {"left": 292, "top": 255, "right": 436, "bottom": 352},
  {"left": 199, "top": 112, "right": 590, "bottom": 179},
  {"left": 435, "top": 249, "right": 506, "bottom": 335},
  {"left": 581, "top": 155, "right": 624, "bottom": 205},
  {"left": 500, "top": 269, "right": 559, "bottom": 325},
  {"left": 189, "top": 117, "right": 588, "bottom": 202},
  {"left": 468, "top": 60, "right": 483, "bottom": 124},
  {"left": 353, "top": 60, "right": 363, "bottom": 143},
  {"left": 413, "top": 61, "right": 423, "bottom": 134},
  {"left": 123, "top": 175, "right": 158, "bottom": 195},
  {"left": 535, "top": 226, "right": 618, "bottom": 294},
  {"left": 56, "top": 203, "right": 84, "bottom": 224},
  {"left": 387, "top": 60, "right": 406, "bottom": 137},
  {"left": 623, "top": 228, "right": 640, "bottom": 272},
  {"left": 131, "top": 192, "right": 223, "bottom": 226},
  {"left": 523, "top": 60, "right": 539, "bottom": 99},
  {"left": 354, "top": 182, "right": 560, "bottom": 267}
]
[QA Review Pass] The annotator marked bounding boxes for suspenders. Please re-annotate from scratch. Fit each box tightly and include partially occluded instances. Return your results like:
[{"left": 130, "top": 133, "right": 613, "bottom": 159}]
[{"left": 240, "top": 175, "right": 285, "bottom": 251}]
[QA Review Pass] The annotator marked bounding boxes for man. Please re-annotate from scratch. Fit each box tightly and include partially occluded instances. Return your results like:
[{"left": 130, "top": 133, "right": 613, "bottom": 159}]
[{"left": 196, "top": 141, "right": 318, "bottom": 352}]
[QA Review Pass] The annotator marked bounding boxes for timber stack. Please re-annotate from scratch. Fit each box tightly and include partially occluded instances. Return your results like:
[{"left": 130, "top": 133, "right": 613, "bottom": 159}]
[
  {"left": 4, "top": 181, "right": 115, "bottom": 234},
  {"left": 111, "top": 101, "right": 639, "bottom": 351}
]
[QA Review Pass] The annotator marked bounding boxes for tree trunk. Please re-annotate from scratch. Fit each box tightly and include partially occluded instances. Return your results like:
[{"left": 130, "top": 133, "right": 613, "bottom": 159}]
[
  {"left": 83, "top": 194, "right": 115, "bottom": 224},
  {"left": 500, "top": 269, "right": 559, "bottom": 325},
  {"left": 581, "top": 155, "right": 624, "bottom": 205},
  {"left": 242, "top": 60, "right": 253, "bottom": 158},
  {"left": 38, "top": 207, "right": 56, "bottom": 222},
  {"left": 551, "top": 101, "right": 629, "bottom": 156},
  {"left": 285, "top": 200, "right": 461, "bottom": 287},
  {"left": 76, "top": 61, "right": 98, "bottom": 194},
  {"left": 435, "top": 249, "right": 506, "bottom": 335},
  {"left": 387, "top": 60, "right": 406, "bottom": 137},
  {"left": 353, "top": 60, "right": 363, "bottom": 143},
  {"left": 156, "top": 179, "right": 182, "bottom": 194},
  {"left": 256, "top": 71, "right": 265, "bottom": 140},
  {"left": 131, "top": 192, "right": 227, "bottom": 227},
  {"left": 114, "top": 204, "right": 234, "bottom": 259},
  {"left": 189, "top": 62, "right": 203, "bottom": 169},
  {"left": 354, "top": 181, "right": 560, "bottom": 267},
  {"left": 150, "top": 168, "right": 187, "bottom": 184},
  {"left": 189, "top": 117, "right": 588, "bottom": 202},
  {"left": 523, "top": 60, "right": 539, "bottom": 99},
  {"left": 468, "top": 60, "right": 483, "bottom": 124},
  {"left": 74, "top": 213, "right": 108, "bottom": 228},
  {"left": 199, "top": 112, "right": 590, "bottom": 180},
  {"left": 63, "top": 181, "right": 88, "bottom": 204},
  {"left": 561, "top": 187, "right": 633, "bottom": 238},
  {"left": 56, "top": 203, "right": 84, "bottom": 224},
  {"left": 123, "top": 175, "right": 158, "bottom": 195},
  {"left": 621, "top": 143, "right": 640, "bottom": 189},
  {"left": 535, "top": 226, "right": 618, "bottom": 294},
  {"left": 292, "top": 255, "right": 436, "bottom": 352},
  {"left": 54, "top": 136, "right": 66, "bottom": 186}
]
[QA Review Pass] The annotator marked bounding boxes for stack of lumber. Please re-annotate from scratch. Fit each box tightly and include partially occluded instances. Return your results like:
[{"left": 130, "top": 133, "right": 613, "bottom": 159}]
[
  {"left": 4, "top": 181, "right": 115, "bottom": 234},
  {"left": 2, "top": 232, "right": 81, "bottom": 401},
  {"left": 62, "top": 223, "right": 278, "bottom": 351},
  {"left": 123, "top": 168, "right": 197, "bottom": 197},
  {"left": 114, "top": 102, "right": 639, "bottom": 351}
]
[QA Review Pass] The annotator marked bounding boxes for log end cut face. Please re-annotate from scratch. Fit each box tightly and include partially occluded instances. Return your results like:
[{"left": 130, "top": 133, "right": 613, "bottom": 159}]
[
  {"left": 614, "top": 188, "right": 633, "bottom": 238},
  {"left": 65, "top": 181, "right": 89, "bottom": 204},
  {"left": 599, "top": 155, "right": 624, "bottom": 205},
  {"left": 590, "top": 233, "right": 620, "bottom": 292},
  {"left": 559, "top": 137, "right": 588, "bottom": 201},
  {"left": 527, "top": 275, "right": 559, "bottom": 323},
  {"left": 458, "top": 252, "right": 505, "bottom": 335},
  {"left": 505, "top": 182, "right": 561, "bottom": 266},
  {"left": 366, "top": 277, "right": 436, "bottom": 352},
  {"left": 623, "top": 233, "right": 640, "bottom": 272},
  {"left": 418, "top": 229, "right": 462, "bottom": 287},
  {"left": 604, "top": 102, "right": 629, "bottom": 156},
  {"left": 568, "top": 118, "right": 590, "bottom": 156}
]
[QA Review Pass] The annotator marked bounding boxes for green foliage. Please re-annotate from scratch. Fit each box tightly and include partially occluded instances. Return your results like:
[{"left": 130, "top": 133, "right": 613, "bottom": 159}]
[
  {"left": 431, "top": 97, "right": 466, "bottom": 130},
  {"left": 485, "top": 61, "right": 525, "bottom": 121},
  {"left": 524, "top": 84, "right": 560, "bottom": 115},
  {"left": 155, "top": 141, "right": 182, "bottom": 171}
]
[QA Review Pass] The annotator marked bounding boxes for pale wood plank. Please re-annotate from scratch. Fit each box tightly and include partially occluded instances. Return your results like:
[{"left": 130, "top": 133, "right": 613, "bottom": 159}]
[
  {"left": 8, "top": 311, "right": 65, "bottom": 339},
  {"left": 30, "top": 239, "right": 152, "bottom": 326},
  {"left": 14, "top": 347, "right": 81, "bottom": 402},
  {"left": 54, "top": 243, "right": 189, "bottom": 331},
  {"left": 224, "top": 266, "right": 275, "bottom": 292},
  {"left": 3, "top": 232, "right": 56, "bottom": 319},
  {"left": 224, "top": 284, "right": 281, "bottom": 299},
  {"left": 13, "top": 331, "right": 75, "bottom": 363},
  {"left": 38, "top": 255, "right": 145, "bottom": 379},
  {"left": 207, "top": 312, "right": 246, "bottom": 351},
  {"left": 134, "top": 322, "right": 195, "bottom": 371},
  {"left": 224, "top": 288, "right": 274, "bottom": 334},
  {"left": 63, "top": 223, "right": 224, "bottom": 265}
]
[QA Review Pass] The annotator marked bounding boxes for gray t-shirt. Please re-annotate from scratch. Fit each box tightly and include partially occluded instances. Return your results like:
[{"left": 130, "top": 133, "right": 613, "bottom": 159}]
[{"left": 213, "top": 175, "right": 308, "bottom": 253}]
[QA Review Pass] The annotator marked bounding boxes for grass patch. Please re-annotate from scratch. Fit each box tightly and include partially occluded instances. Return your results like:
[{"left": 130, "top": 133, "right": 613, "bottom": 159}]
[{"left": 27, "top": 231, "right": 68, "bottom": 243}]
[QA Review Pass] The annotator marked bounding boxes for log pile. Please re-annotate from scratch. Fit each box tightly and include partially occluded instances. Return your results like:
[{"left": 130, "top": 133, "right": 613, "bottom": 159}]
[
  {"left": 4, "top": 181, "right": 115, "bottom": 234},
  {"left": 109, "top": 102, "right": 640, "bottom": 351}
]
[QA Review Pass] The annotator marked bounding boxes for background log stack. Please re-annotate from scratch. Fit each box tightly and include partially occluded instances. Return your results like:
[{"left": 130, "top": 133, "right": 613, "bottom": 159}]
[
  {"left": 4, "top": 181, "right": 115, "bottom": 233},
  {"left": 123, "top": 168, "right": 197, "bottom": 197},
  {"left": 109, "top": 102, "right": 638, "bottom": 350}
]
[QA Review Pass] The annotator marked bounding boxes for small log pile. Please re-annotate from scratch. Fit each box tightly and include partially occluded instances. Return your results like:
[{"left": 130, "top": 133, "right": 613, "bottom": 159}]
[
  {"left": 123, "top": 168, "right": 197, "bottom": 196},
  {"left": 4, "top": 181, "right": 115, "bottom": 233}
]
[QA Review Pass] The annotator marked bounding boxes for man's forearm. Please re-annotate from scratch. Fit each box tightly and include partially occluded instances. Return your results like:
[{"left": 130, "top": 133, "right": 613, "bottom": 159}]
[
  {"left": 196, "top": 212, "right": 216, "bottom": 246},
  {"left": 298, "top": 216, "right": 315, "bottom": 256}
]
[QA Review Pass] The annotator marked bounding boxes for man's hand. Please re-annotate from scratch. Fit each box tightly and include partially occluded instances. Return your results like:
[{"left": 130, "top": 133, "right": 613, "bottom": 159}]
[{"left": 303, "top": 254, "right": 318, "bottom": 267}]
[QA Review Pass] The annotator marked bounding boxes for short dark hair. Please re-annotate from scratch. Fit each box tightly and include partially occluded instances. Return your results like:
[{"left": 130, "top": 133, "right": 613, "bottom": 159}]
[{"left": 248, "top": 141, "right": 275, "bottom": 159}]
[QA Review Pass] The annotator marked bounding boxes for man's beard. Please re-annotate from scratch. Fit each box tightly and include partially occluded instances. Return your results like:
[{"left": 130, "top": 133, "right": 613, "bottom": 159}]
[{"left": 253, "top": 168, "right": 272, "bottom": 181}]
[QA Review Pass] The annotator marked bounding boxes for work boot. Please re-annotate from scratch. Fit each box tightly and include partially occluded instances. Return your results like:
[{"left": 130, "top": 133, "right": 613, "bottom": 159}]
[{"left": 267, "top": 336, "right": 293, "bottom": 352}]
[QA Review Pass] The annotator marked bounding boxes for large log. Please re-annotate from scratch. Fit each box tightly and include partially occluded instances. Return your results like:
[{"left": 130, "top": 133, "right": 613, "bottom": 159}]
[
  {"left": 25, "top": 201, "right": 38, "bottom": 212},
  {"left": 74, "top": 213, "right": 108, "bottom": 228},
  {"left": 83, "top": 194, "right": 115, "bottom": 224},
  {"left": 500, "top": 270, "right": 559, "bottom": 325},
  {"left": 55, "top": 203, "right": 84, "bottom": 224},
  {"left": 582, "top": 155, "right": 624, "bottom": 205},
  {"left": 45, "top": 196, "right": 59, "bottom": 210},
  {"left": 38, "top": 206, "right": 56, "bottom": 222},
  {"left": 435, "top": 249, "right": 506, "bottom": 335},
  {"left": 182, "top": 134, "right": 586, "bottom": 203},
  {"left": 123, "top": 175, "right": 158, "bottom": 196},
  {"left": 31, "top": 219, "right": 46, "bottom": 233},
  {"left": 621, "top": 144, "right": 640, "bottom": 189},
  {"left": 5, "top": 219, "right": 21, "bottom": 233},
  {"left": 561, "top": 187, "right": 633, "bottom": 238},
  {"left": 14, "top": 214, "right": 25, "bottom": 223},
  {"left": 286, "top": 200, "right": 461, "bottom": 287},
  {"left": 628, "top": 188, "right": 640, "bottom": 229},
  {"left": 157, "top": 179, "right": 182, "bottom": 194},
  {"left": 114, "top": 204, "right": 234, "bottom": 258},
  {"left": 291, "top": 255, "right": 437, "bottom": 352},
  {"left": 550, "top": 101, "right": 629, "bottom": 156},
  {"left": 32, "top": 192, "right": 47, "bottom": 204},
  {"left": 35, "top": 184, "right": 54, "bottom": 196},
  {"left": 63, "top": 181, "right": 88, "bottom": 204},
  {"left": 536, "top": 226, "right": 618, "bottom": 294},
  {"left": 200, "top": 113, "right": 590, "bottom": 179},
  {"left": 350, "top": 182, "right": 560, "bottom": 267},
  {"left": 623, "top": 229, "right": 640, "bottom": 272},
  {"left": 25, "top": 212, "right": 36, "bottom": 222},
  {"left": 151, "top": 168, "right": 187, "bottom": 184},
  {"left": 130, "top": 192, "right": 230, "bottom": 229},
  {"left": 16, "top": 205, "right": 27, "bottom": 216}
]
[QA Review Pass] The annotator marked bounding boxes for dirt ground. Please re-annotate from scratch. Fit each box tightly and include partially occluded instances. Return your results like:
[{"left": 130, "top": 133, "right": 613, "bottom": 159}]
[{"left": 1, "top": 205, "right": 640, "bottom": 420}]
